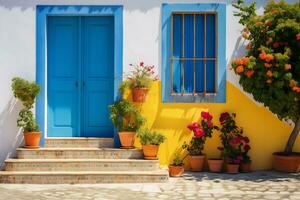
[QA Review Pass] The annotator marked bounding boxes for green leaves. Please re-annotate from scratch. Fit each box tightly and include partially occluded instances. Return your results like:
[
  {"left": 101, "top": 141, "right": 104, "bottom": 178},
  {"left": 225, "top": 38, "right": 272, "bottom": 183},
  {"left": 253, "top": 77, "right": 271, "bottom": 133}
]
[
  {"left": 11, "top": 77, "right": 40, "bottom": 132},
  {"left": 137, "top": 129, "right": 166, "bottom": 145},
  {"left": 109, "top": 99, "right": 145, "bottom": 131}
]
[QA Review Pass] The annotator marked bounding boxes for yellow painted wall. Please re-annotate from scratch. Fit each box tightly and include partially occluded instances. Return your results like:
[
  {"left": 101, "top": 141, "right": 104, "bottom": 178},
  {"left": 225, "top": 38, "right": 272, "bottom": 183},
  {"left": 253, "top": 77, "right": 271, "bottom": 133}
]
[{"left": 126, "top": 81, "right": 300, "bottom": 170}]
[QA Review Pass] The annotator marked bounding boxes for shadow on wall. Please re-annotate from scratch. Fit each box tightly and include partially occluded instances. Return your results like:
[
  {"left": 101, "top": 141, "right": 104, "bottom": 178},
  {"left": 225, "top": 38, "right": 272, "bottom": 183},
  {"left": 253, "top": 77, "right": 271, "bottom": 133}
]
[{"left": 0, "top": 98, "right": 23, "bottom": 169}]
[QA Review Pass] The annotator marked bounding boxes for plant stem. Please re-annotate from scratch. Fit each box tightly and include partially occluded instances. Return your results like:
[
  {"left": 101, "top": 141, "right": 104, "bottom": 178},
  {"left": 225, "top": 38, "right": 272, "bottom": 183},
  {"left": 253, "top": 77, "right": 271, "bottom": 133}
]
[{"left": 284, "top": 117, "right": 300, "bottom": 154}]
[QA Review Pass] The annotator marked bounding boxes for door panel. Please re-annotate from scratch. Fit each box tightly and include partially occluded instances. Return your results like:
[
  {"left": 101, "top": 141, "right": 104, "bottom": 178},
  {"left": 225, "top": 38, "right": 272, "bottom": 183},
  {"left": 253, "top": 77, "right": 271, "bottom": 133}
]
[
  {"left": 47, "top": 17, "right": 80, "bottom": 137},
  {"left": 82, "top": 17, "right": 114, "bottom": 137},
  {"left": 47, "top": 16, "right": 114, "bottom": 138}
]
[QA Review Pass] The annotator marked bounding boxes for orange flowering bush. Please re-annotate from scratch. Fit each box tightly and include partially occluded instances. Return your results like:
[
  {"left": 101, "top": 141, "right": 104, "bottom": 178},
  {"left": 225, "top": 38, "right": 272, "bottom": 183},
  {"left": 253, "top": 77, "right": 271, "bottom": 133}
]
[{"left": 232, "top": 0, "right": 300, "bottom": 154}]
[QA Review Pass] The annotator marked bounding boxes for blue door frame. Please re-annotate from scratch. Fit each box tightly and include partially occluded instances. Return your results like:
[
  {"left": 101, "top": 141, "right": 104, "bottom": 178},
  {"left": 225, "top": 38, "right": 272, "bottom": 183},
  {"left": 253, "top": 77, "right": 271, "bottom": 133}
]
[{"left": 36, "top": 5, "right": 123, "bottom": 146}]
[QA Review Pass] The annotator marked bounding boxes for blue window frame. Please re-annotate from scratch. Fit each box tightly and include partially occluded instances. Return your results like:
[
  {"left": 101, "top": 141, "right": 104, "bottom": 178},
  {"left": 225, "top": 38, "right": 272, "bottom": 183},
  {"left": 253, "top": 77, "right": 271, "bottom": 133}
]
[{"left": 162, "top": 4, "right": 226, "bottom": 103}]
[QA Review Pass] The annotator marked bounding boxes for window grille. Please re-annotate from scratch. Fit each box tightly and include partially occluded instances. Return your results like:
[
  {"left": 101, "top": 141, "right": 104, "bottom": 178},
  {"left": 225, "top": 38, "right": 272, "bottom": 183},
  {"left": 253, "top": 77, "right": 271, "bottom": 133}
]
[{"left": 170, "top": 12, "right": 218, "bottom": 96}]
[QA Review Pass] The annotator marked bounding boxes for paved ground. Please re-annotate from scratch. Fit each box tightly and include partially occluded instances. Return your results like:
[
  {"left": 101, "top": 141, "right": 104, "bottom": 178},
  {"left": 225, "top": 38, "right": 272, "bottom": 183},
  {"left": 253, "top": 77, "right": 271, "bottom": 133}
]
[{"left": 0, "top": 171, "right": 299, "bottom": 200}]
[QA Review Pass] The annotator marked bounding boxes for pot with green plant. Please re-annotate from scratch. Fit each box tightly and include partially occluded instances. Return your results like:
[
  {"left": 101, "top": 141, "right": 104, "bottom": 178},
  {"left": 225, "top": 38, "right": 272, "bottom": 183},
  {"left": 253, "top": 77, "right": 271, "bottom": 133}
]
[
  {"left": 11, "top": 77, "right": 41, "bottom": 148},
  {"left": 119, "top": 62, "right": 157, "bottom": 103},
  {"left": 183, "top": 111, "right": 216, "bottom": 172},
  {"left": 137, "top": 129, "right": 165, "bottom": 159},
  {"left": 240, "top": 138, "right": 252, "bottom": 173},
  {"left": 233, "top": 0, "right": 300, "bottom": 173},
  {"left": 109, "top": 99, "right": 145, "bottom": 149},
  {"left": 169, "top": 152, "right": 184, "bottom": 177}
]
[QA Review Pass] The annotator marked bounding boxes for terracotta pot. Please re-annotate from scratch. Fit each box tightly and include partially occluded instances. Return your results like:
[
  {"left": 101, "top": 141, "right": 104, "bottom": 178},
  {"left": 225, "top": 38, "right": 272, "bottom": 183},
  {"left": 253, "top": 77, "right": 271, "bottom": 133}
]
[
  {"left": 240, "top": 162, "right": 252, "bottom": 173},
  {"left": 132, "top": 88, "right": 149, "bottom": 103},
  {"left": 189, "top": 155, "right": 205, "bottom": 172},
  {"left": 142, "top": 145, "right": 159, "bottom": 159},
  {"left": 226, "top": 163, "right": 239, "bottom": 174},
  {"left": 208, "top": 159, "right": 224, "bottom": 173},
  {"left": 169, "top": 165, "right": 184, "bottom": 177},
  {"left": 118, "top": 131, "right": 136, "bottom": 148},
  {"left": 24, "top": 132, "right": 41, "bottom": 148},
  {"left": 273, "top": 152, "right": 300, "bottom": 173}
]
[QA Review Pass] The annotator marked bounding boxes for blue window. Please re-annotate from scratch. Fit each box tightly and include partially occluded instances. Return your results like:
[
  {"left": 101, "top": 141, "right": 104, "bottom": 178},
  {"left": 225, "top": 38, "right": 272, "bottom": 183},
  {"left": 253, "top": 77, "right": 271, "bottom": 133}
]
[{"left": 162, "top": 4, "right": 226, "bottom": 103}]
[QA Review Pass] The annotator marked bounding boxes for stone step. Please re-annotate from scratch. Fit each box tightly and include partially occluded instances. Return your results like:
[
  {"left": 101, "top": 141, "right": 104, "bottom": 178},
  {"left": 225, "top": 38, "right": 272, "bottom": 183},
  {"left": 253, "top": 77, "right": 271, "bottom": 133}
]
[
  {"left": 45, "top": 137, "right": 114, "bottom": 148},
  {"left": 0, "top": 170, "right": 169, "bottom": 184},
  {"left": 5, "top": 159, "right": 159, "bottom": 171},
  {"left": 17, "top": 148, "right": 143, "bottom": 159}
]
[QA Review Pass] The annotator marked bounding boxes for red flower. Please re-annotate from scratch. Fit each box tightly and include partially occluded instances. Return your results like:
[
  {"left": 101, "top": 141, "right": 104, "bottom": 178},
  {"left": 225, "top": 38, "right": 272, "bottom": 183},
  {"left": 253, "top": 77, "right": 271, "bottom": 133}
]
[
  {"left": 243, "top": 137, "right": 250, "bottom": 143},
  {"left": 201, "top": 111, "right": 213, "bottom": 121},
  {"left": 236, "top": 65, "right": 244, "bottom": 74},
  {"left": 259, "top": 51, "right": 267, "bottom": 60},
  {"left": 246, "top": 70, "right": 254, "bottom": 78},
  {"left": 273, "top": 42, "right": 280, "bottom": 48},
  {"left": 244, "top": 144, "right": 251, "bottom": 151},
  {"left": 296, "top": 34, "right": 300, "bottom": 41},
  {"left": 207, "top": 121, "right": 213, "bottom": 128},
  {"left": 219, "top": 112, "right": 230, "bottom": 123},
  {"left": 266, "top": 79, "right": 272, "bottom": 84},
  {"left": 140, "top": 62, "right": 144, "bottom": 67},
  {"left": 264, "top": 63, "right": 272, "bottom": 68},
  {"left": 265, "top": 21, "right": 272, "bottom": 26},
  {"left": 265, "top": 54, "right": 274, "bottom": 62},
  {"left": 187, "top": 122, "right": 200, "bottom": 131},
  {"left": 266, "top": 70, "right": 273, "bottom": 77},
  {"left": 194, "top": 128, "right": 205, "bottom": 138}
]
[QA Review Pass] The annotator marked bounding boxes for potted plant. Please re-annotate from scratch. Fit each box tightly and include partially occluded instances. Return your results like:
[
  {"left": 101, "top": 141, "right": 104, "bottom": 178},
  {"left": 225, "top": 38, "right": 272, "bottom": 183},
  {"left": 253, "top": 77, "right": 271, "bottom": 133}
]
[
  {"left": 183, "top": 111, "right": 216, "bottom": 172},
  {"left": 119, "top": 62, "right": 157, "bottom": 103},
  {"left": 233, "top": 0, "right": 300, "bottom": 172},
  {"left": 109, "top": 99, "right": 145, "bottom": 149},
  {"left": 218, "top": 112, "right": 244, "bottom": 174},
  {"left": 207, "top": 147, "right": 224, "bottom": 173},
  {"left": 137, "top": 129, "right": 166, "bottom": 159},
  {"left": 169, "top": 152, "right": 184, "bottom": 177},
  {"left": 11, "top": 77, "right": 41, "bottom": 148},
  {"left": 240, "top": 138, "right": 252, "bottom": 173}
]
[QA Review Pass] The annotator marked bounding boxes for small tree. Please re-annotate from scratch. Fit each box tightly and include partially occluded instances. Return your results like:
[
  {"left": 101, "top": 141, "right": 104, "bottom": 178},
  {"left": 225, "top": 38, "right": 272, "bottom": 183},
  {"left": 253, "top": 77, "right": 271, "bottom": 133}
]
[
  {"left": 232, "top": 0, "right": 300, "bottom": 154},
  {"left": 11, "top": 77, "right": 40, "bottom": 132}
]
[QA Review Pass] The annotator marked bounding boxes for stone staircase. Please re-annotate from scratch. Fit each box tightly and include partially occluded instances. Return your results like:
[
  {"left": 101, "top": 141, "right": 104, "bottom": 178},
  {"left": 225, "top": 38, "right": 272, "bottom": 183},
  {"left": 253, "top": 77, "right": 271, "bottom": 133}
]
[{"left": 0, "top": 138, "right": 169, "bottom": 184}]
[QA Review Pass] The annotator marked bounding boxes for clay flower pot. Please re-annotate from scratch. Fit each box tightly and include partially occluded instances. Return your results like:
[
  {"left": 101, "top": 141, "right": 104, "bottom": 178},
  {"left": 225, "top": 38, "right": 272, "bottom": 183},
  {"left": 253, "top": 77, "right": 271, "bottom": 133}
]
[
  {"left": 273, "top": 152, "right": 300, "bottom": 173},
  {"left": 189, "top": 155, "right": 205, "bottom": 172},
  {"left": 240, "top": 161, "right": 252, "bottom": 173},
  {"left": 226, "top": 163, "right": 239, "bottom": 174},
  {"left": 169, "top": 165, "right": 184, "bottom": 177},
  {"left": 142, "top": 145, "right": 159, "bottom": 159},
  {"left": 24, "top": 132, "right": 41, "bottom": 148},
  {"left": 118, "top": 131, "right": 136, "bottom": 149},
  {"left": 132, "top": 88, "right": 149, "bottom": 103},
  {"left": 208, "top": 159, "right": 224, "bottom": 173}
]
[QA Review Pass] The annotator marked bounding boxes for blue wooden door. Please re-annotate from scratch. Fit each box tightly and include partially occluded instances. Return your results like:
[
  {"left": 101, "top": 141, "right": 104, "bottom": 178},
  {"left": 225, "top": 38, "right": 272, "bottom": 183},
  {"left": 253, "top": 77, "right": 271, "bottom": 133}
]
[{"left": 47, "top": 16, "right": 114, "bottom": 137}]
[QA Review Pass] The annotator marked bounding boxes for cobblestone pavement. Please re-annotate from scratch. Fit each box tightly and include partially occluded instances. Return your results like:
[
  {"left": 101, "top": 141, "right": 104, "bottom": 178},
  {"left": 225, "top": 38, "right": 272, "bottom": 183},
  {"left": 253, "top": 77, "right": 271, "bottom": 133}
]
[{"left": 0, "top": 171, "right": 299, "bottom": 200}]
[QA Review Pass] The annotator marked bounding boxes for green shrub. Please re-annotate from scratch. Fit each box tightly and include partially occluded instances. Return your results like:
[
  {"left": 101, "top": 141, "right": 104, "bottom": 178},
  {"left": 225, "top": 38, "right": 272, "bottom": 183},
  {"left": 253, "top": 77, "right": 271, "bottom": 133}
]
[
  {"left": 109, "top": 99, "right": 145, "bottom": 131},
  {"left": 137, "top": 129, "right": 166, "bottom": 145},
  {"left": 11, "top": 77, "right": 40, "bottom": 132},
  {"left": 171, "top": 152, "right": 184, "bottom": 166}
]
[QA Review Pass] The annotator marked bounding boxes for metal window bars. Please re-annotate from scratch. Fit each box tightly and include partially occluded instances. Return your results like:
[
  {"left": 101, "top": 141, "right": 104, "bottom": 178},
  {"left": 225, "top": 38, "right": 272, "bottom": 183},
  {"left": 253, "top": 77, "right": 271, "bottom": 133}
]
[{"left": 170, "top": 12, "right": 218, "bottom": 96}]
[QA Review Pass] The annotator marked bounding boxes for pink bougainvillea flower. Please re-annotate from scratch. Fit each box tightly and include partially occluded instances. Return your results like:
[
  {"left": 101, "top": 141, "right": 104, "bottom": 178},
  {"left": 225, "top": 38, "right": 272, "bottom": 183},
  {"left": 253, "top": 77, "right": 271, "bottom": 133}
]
[
  {"left": 219, "top": 112, "right": 230, "bottom": 123},
  {"left": 201, "top": 111, "right": 213, "bottom": 121},
  {"left": 139, "top": 62, "right": 144, "bottom": 67},
  {"left": 194, "top": 128, "right": 205, "bottom": 138}
]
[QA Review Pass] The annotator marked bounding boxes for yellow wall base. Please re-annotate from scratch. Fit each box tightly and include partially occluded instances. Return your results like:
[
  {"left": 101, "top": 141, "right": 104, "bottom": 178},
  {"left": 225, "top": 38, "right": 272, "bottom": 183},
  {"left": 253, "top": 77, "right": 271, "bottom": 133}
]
[{"left": 125, "top": 81, "right": 300, "bottom": 170}]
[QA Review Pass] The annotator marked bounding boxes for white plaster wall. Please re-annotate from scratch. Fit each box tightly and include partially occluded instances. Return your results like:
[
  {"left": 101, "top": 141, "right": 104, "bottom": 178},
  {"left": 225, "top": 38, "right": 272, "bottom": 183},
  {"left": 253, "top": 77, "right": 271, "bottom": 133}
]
[{"left": 0, "top": 0, "right": 296, "bottom": 168}]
